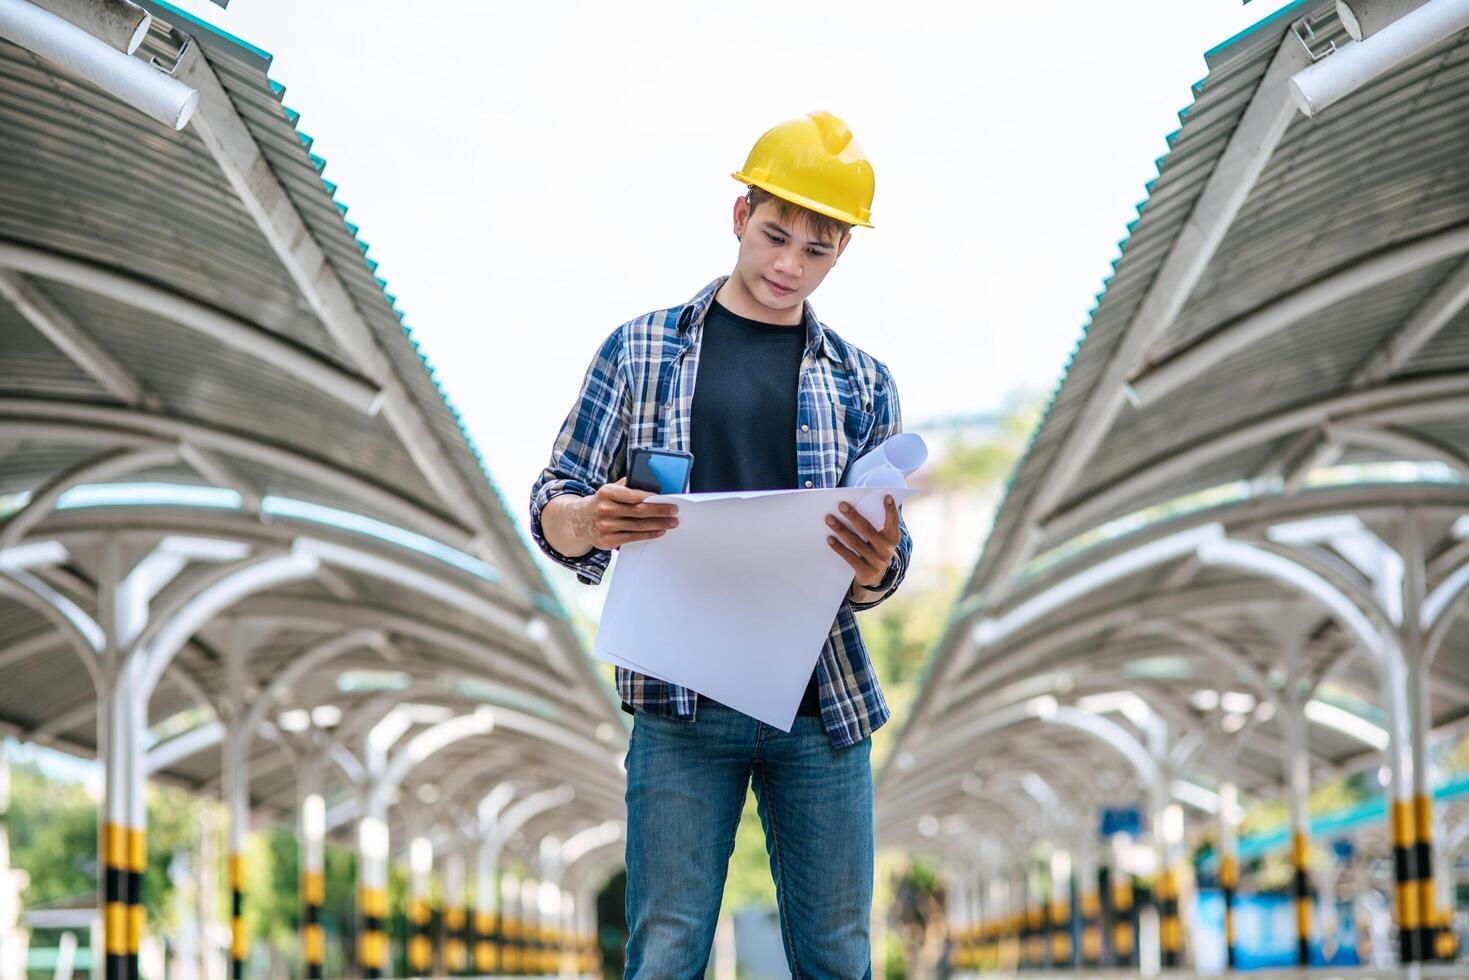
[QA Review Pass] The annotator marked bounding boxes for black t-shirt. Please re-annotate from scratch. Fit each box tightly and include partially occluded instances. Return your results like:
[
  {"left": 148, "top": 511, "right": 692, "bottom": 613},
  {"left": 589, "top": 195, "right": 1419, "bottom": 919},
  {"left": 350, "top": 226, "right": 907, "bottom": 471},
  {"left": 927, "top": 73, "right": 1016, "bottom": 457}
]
[{"left": 689, "top": 298, "right": 824, "bottom": 718}]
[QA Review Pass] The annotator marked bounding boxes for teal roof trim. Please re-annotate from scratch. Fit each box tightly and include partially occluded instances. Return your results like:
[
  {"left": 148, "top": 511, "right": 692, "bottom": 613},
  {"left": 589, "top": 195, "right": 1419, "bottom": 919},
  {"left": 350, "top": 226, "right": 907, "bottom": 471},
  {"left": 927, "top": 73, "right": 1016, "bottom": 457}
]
[{"left": 1203, "top": 0, "right": 1313, "bottom": 63}]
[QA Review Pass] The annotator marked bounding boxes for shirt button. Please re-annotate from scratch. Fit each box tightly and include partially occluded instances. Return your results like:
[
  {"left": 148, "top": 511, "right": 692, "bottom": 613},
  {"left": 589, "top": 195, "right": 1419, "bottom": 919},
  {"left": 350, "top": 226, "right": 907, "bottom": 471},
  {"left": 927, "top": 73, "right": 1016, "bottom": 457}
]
[
  {"left": 804, "top": 480, "right": 813, "bottom": 488},
  {"left": 800, "top": 424, "right": 809, "bottom": 432}
]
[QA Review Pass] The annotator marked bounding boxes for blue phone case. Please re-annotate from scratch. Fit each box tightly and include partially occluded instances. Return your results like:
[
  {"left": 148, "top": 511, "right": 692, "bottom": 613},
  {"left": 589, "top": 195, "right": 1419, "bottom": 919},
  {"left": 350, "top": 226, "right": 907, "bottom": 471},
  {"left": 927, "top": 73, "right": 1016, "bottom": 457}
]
[{"left": 629, "top": 448, "right": 693, "bottom": 494}]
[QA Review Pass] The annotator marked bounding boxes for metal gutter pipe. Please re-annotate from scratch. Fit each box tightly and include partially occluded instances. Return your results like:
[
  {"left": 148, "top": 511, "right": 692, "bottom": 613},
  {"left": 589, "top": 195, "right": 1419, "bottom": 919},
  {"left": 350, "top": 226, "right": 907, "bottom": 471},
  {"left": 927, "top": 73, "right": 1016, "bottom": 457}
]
[
  {"left": 1292, "top": 0, "right": 1469, "bottom": 117},
  {"left": 0, "top": 0, "right": 196, "bottom": 129},
  {"left": 30, "top": 0, "right": 150, "bottom": 54}
]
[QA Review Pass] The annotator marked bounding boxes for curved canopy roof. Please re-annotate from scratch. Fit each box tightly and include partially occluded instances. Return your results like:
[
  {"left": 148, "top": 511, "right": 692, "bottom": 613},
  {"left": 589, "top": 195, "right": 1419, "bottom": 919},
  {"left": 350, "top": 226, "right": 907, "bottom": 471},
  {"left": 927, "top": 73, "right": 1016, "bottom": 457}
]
[
  {"left": 881, "top": 0, "right": 1469, "bottom": 861},
  {"left": 0, "top": 1, "right": 624, "bottom": 865}
]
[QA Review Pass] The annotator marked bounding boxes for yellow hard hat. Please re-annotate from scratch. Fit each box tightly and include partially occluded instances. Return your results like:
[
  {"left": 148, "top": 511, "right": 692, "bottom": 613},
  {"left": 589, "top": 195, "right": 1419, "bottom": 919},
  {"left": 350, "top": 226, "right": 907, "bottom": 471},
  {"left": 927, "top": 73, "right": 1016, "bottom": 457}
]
[{"left": 732, "top": 110, "right": 875, "bottom": 229}]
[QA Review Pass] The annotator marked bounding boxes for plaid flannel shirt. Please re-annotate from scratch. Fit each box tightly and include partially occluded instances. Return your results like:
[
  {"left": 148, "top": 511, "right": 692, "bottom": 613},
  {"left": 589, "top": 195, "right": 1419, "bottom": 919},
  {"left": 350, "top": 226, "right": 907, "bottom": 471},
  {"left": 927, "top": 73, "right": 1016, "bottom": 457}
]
[{"left": 530, "top": 276, "right": 911, "bottom": 748}]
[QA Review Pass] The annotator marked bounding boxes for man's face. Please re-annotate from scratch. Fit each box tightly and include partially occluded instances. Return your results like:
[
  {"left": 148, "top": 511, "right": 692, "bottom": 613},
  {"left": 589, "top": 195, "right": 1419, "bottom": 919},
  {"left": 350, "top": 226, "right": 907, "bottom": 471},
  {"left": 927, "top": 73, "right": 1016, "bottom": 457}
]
[{"left": 731, "top": 195, "right": 850, "bottom": 314}]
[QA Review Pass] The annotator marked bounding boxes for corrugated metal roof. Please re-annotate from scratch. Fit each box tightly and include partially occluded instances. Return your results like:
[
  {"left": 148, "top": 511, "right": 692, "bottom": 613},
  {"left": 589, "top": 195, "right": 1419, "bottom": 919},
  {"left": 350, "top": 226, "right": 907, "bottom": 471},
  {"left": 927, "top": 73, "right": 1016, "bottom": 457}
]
[
  {"left": 0, "top": 3, "right": 625, "bottom": 836},
  {"left": 967, "top": 0, "right": 1469, "bottom": 602}
]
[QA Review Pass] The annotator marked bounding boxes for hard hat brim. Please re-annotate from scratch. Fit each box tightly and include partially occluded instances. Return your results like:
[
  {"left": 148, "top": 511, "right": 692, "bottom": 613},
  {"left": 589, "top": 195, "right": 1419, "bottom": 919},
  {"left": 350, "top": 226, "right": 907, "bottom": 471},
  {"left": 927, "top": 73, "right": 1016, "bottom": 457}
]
[{"left": 731, "top": 172, "right": 875, "bottom": 229}]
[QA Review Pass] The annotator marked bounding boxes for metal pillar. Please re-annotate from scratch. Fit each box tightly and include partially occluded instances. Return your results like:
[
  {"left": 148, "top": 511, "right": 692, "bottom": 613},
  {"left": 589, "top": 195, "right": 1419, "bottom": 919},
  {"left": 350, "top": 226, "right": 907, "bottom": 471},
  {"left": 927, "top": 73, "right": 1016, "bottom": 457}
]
[
  {"left": 442, "top": 851, "right": 466, "bottom": 976},
  {"left": 0, "top": 749, "right": 19, "bottom": 980},
  {"left": 1076, "top": 840, "right": 1102, "bottom": 968},
  {"left": 1219, "top": 780, "right": 1240, "bottom": 970},
  {"left": 1049, "top": 849, "right": 1074, "bottom": 967},
  {"left": 1110, "top": 839, "right": 1136, "bottom": 968},
  {"left": 356, "top": 802, "right": 389, "bottom": 978},
  {"left": 408, "top": 836, "right": 432, "bottom": 976},
  {"left": 473, "top": 838, "right": 500, "bottom": 975},
  {"left": 101, "top": 661, "right": 143, "bottom": 980},
  {"left": 1401, "top": 514, "right": 1440, "bottom": 963},
  {"left": 1150, "top": 776, "right": 1182, "bottom": 969},
  {"left": 299, "top": 789, "right": 324, "bottom": 980},
  {"left": 947, "top": 870, "right": 967, "bottom": 971},
  {"left": 1285, "top": 635, "right": 1314, "bottom": 966},
  {"left": 500, "top": 872, "right": 521, "bottom": 975},
  {"left": 574, "top": 884, "right": 598, "bottom": 978},
  {"left": 223, "top": 651, "right": 248, "bottom": 980}
]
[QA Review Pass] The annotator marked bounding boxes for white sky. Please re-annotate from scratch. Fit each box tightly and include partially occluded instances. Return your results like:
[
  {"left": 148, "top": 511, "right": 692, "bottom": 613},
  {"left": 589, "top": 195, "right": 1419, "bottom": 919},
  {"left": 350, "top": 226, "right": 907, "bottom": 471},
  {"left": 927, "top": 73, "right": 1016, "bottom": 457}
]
[{"left": 166, "top": 0, "right": 1293, "bottom": 582}]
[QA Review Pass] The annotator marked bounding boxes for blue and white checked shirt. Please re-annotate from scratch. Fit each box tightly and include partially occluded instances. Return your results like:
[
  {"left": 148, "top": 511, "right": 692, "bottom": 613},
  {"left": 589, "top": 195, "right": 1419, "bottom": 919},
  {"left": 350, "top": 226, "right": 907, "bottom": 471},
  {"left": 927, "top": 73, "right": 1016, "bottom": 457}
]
[{"left": 530, "top": 276, "right": 911, "bottom": 748}]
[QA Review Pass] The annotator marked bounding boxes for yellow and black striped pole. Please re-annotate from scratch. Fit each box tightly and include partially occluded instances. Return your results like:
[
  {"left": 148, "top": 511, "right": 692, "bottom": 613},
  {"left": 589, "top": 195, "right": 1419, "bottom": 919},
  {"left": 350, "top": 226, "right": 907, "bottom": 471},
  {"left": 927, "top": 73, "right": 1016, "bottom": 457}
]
[
  {"left": 500, "top": 874, "right": 520, "bottom": 974},
  {"left": 408, "top": 895, "right": 432, "bottom": 975},
  {"left": 1112, "top": 871, "right": 1135, "bottom": 967},
  {"left": 300, "top": 866, "right": 324, "bottom": 979},
  {"left": 1291, "top": 830, "right": 1311, "bottom": 966},
  {"left": 126, "top": 825, "right": 145, "bottom": 980},
  {"left": 1415, "top": 792, "right": 1438, "bottom": 961},
  {"left": 1049, "top": 892, "right": 1072, "bottom": 967},
  {"left": 443, "top": 902, "right": 466, "bottom": 974},
  {"left": 1080, "top": 887, "right": 1101, "bottom": 967},
  {"left": 1219, "top": 780, "right": 1240, "bottom": 971},
  {"left": 407, "top": 836, "right": 434, "bottom": 976},
  {"left": 102, "top": 820, "right": 128, "bottom": 980},
  {"left": 229, "top": 853, "right": 246, "bottom": 979},
  {"left": 358, "top": 881, "right": 387, "bottom": 978},
  {"left": 1159, "top": 863, "right": 1182, "bottom": 968},
  {"left": 299, "top": 791, "right": 326, "bottom": 980},
  {"left": 1392, "top": 792, "right": 1419, "bottom": 962},
  {"left": 442, "top": 852, "right": 467, "bottom": 975}
]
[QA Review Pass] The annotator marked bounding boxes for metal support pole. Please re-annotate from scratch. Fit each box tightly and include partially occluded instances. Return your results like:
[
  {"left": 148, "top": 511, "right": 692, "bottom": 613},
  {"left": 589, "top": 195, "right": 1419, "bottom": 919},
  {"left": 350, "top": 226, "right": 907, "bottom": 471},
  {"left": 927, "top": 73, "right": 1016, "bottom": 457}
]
[
  {"left": 0, "top": 749, "right": 18, "bottom": 980},
  {"left": 442, "top": 852, "right": 466, "bottom": 976},
  {"left": 223, "top": 653, "right": 247, "bottom": 980},
  {"left": 1111, "top": 837, "right": 1137, "bottom": 968},
  {"left": 947, "top": 871, "right": 965, "bottom": 972},
  {"left": 125, "top": 665, "right": 145, "bottom": 980},
  {"left": 299, "top": 788, "right": 324, "bottom": 980},
  {"left": 1382, "top": 634, "right": 1418, "bottom": 968},
  {"left": 473, "top": 840, "right": 500, "bottom": 975},
  {"left": 575, "top": 884, "right": 598, "bottom": 978},
  {"left": 501, "top": 873, "right": 521, "bottom": 975},
  {"left": 1285, "top": 635, "right": 1314, "bottom": 966},
  {"left": 356, "top": 799, "right": 389, "bottom": 978},
  {"left": 1220, "top": 780, "right": 1240, "bottom": 971},
  {"left": 523, "top": 875, "right": 546, "bottom": 975},
  {"left": 1151, "top": 778, "right": 1181, "bottom": 970},
  {"left": 1049, "top": 849, "right": 1074, "bottom": 968},
  {"left": 1402, "top": 514, "right": 1440, "bottom": 962},
  {"left": 408, "top": 836, "right": 433, "bottom": 976},
  {"left": 1077, "top": 839, "right": 1102, "bottom": 968}
]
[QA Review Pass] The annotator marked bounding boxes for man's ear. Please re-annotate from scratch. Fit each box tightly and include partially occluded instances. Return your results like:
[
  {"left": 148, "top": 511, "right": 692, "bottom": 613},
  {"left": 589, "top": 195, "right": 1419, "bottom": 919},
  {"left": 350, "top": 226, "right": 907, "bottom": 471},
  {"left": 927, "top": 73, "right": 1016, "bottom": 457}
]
[
  {"left": 836, "top": 229, "right": 853, "bottom": 259},
  {"left": 733, "top": 194, "right": 751, "bottom": 240}
]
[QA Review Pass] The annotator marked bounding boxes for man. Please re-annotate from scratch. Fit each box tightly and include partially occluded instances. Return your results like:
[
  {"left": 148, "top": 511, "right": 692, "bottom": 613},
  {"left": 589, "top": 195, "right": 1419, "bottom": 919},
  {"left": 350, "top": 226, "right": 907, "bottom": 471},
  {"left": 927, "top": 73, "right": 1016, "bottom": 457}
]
[{"left": 530, "top": 110, "right": 911, "bottom": 978}]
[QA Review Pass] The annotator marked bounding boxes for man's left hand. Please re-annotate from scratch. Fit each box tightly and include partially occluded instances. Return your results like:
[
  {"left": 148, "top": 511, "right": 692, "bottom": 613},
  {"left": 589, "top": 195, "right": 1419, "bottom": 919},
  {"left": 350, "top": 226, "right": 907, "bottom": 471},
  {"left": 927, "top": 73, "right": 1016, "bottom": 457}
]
[{"left": 826, "top": 495, "right": 900, "bottom": 590}]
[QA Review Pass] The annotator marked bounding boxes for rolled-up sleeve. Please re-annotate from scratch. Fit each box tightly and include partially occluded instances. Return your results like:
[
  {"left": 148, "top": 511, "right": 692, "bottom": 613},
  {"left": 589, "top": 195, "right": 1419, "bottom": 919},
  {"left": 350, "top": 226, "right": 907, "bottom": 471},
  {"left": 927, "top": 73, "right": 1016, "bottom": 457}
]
[
  {"left": 847, "top": 362, "right": 913, "bottom": 611},
  {"left": 529, "top": 327, "right": 630, "bottom": 585}
]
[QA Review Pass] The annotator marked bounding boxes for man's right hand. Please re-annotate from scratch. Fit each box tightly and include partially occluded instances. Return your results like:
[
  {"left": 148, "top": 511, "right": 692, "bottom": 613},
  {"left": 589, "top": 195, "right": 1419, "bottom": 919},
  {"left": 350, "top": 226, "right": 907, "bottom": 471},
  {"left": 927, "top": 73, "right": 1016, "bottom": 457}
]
[{"left": 555, "top": 479, "right": 680, "bottom": 554}]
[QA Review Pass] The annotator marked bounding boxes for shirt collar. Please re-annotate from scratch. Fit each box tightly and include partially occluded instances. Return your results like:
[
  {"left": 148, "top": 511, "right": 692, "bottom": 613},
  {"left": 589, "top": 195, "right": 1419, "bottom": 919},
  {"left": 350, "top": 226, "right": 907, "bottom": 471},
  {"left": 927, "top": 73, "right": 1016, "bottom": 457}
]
[{"left": 680, "top": 276, "right": 841, "bottom": 363}]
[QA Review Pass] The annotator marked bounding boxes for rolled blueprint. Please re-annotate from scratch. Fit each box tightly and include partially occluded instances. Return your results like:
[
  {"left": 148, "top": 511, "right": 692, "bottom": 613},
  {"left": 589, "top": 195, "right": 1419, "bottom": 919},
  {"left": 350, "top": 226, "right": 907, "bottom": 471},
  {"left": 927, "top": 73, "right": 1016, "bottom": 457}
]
[{"left": 841, "top": 432, "right": 928, "bottom": 488}]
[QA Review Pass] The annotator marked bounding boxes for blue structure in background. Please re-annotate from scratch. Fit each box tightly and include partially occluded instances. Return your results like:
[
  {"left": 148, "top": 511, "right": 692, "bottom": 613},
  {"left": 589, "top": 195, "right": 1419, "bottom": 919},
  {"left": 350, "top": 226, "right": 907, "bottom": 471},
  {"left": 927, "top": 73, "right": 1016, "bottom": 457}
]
[{"left": 1194, "top": 890, "right": 1360, "bottom": 972}]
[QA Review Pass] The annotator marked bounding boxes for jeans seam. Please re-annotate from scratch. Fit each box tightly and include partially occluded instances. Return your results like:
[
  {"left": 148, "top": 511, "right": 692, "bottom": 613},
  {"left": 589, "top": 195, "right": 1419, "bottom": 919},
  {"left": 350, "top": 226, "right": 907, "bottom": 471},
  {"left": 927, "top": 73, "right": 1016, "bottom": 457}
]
[{"left": 757, "top": 763, "right": 801, "bottom": 979}]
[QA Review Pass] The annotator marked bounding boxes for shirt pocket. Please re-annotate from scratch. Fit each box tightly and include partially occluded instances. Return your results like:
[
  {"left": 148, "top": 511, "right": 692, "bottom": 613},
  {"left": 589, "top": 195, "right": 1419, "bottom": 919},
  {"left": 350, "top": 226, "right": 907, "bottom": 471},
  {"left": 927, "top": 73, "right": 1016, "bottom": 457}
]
[{"left": 831, "top": 400, "right": 876, "bottom": 480}]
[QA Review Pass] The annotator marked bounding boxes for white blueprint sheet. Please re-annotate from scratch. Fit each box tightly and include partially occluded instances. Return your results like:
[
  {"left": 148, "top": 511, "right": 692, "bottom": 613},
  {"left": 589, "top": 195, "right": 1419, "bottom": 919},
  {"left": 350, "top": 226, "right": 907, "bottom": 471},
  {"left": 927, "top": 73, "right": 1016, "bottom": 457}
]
[{"left": 592, "top": 483, "right": 919, "bottom": 730}]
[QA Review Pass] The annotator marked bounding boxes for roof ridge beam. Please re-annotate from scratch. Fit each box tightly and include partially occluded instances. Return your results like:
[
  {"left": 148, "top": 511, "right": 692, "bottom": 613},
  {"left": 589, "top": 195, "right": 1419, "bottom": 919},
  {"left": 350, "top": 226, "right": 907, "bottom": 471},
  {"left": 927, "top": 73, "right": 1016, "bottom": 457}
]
[
  {"left": 175, "top": 46, "right": 516, "bottom": 578},
  {"left": 972, "top": 29, "right": 1312, "bottom": 601}
]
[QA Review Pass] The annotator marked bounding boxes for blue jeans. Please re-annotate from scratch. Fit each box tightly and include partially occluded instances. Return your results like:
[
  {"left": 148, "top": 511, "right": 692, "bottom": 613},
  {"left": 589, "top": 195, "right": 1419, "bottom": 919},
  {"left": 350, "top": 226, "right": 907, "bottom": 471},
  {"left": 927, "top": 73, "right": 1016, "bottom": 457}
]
[{"left": 623, "top": 701, "right": 874, "bottom": 979}]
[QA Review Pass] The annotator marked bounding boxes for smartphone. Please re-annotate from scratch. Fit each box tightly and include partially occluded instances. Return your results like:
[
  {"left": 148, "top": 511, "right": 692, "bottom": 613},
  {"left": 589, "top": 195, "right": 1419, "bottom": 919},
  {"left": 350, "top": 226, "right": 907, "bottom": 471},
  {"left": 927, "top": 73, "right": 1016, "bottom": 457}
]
[{"left": 627, "top": 447, "right": 695, "bottom": 494}]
